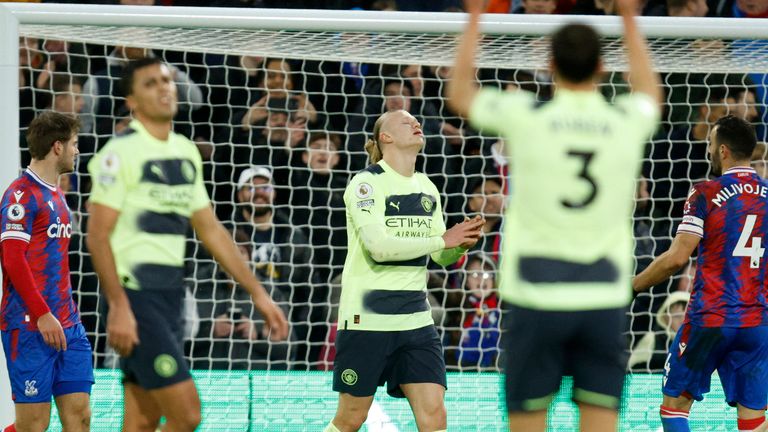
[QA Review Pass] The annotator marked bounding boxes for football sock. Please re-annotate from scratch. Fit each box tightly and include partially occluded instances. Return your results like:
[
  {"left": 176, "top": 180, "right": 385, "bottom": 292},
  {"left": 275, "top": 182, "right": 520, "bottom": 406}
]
[
  {"left": 738, "top": 416, "right": 765, "bottom": 431},
  {"left": 660, "top": 405, "right": 690, "bottom": 432}
]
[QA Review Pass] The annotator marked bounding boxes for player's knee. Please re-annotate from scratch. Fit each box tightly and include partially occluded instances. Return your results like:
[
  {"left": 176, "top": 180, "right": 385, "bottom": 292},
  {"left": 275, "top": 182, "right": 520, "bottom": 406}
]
[
  {"left": 334, "top": 411, "right": 368, "bottom": 431},
  {"left": 663, "top": 394, "right": 694, "bottom": 411},
  {"left": 60, "top": 403, "right": 91, "bottom": 431},
  {"left": 416, "top": 403, "right": 447, "bottom": 430},
  {"left": 15, "top": 415, "right": 50, "bottom": 432},
  {"left": 125, "top": 414, "right": 161, "bottom": 432},
  {"left": 166, "top": 407, "right": 201, "bottom": 431}
]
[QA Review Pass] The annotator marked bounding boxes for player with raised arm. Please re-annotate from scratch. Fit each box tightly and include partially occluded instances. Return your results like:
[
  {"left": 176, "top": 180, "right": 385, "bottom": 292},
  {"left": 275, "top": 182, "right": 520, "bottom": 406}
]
[
  {"left": 85, "top": 57, "right": 288, "bottom": 432},
  {"left": 633, "top": 115, "right": 768, "bottom": 432},
  {"left": 1, "top": 112, "right": 93, "bottom": 432},
  {"left": 447, "top": 0, "right": 661, "bottom": 431},
  {"left": 324, "top": 109, "right": 485, "bottom": 432}
]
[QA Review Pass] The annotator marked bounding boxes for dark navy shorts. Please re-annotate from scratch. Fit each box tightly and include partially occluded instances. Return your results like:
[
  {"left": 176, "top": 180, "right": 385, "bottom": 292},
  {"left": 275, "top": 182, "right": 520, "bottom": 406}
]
[
  {"left": 121, "top": 288, "right": 191, "bottom": 390},
  {"left": 503, "top": 305, "right": 628, "bottom": 412},
  {"left": 332, "top": 325, "right": 446, "bottom": 398},
  {"left": 663, "top": 323, "right": 768, "bottom": 410},
  {"left": 2, "top": 323, "right": 94, "bottom": 403}
]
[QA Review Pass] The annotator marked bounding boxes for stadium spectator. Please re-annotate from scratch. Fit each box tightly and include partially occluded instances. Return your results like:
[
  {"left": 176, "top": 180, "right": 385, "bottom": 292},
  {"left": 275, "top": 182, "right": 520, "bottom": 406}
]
[
  {"left": 454, "top": 253, "right": 501, "bottom": 370},
  {"left": 207, "top": 55, "right": 265, "bottom": 130},
  {"left": 224, "top": 98, "right": 310, "bottom": 207},
  {"left": 231, "top": 165, "right": 324, "bottom": 368},
  {"left": 644, "top": 87, "right": 734, "bottom": 254},
  {"left": 394, "top": 0, "right": 462, "bottom": 10},
  {"left": 238, "top": 58, "right": 317, "bottom": 131},
  {"left": 645, "top": 0, "right": 708, "bottom": 16},
  {"left": 731, "top": 85, "right": 761, "bottom": 123},
  {"left": 289, "top": 132, "right": 349, "bottom": 284},
  {"left": 36, "top": 39, "right": 89, "bottom": 89},
  {"left": 568, "top": 0, "right": 617, "bottom": 14},
  {"left": 303, "top": 58, "right": 373, "bottom": 134},
  {"left": 421, "top": 66, "right": 471, "bottom": 148},
  {"left": 628, "top": 290, "right": 690, "bottom": 372},
  {"left": 80, "top": 45, "right": 203, "bottom": 141},
  {"left": 463, "top": 176, "right": 505, "bottom": 262},
  {"left": 708, "top": 0, "right": 768, "bottom": 16},
  {"left": 213, "top": 58, "right": 317, "bottom": 215},
  {"left": 20, "top": 74, "right": 90, "bottom": 168},
  {"left": 19, "top": 37, "right": 43, "bottom": 128},
  {"left": 200, "top": 229, "right": 293, "bottom": 370},
  {"left": 513, "top": 0, "right": 558, "bottom": 13}
]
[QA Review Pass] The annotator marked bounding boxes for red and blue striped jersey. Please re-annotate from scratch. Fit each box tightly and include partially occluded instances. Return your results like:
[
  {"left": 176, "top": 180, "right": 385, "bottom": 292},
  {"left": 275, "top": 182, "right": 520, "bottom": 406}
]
[
  {"left": 677, "top": 166, "right": 768, "bottom": 328},
  {"left": 0, "top": 169, "right": 79, "bottom": 331}
]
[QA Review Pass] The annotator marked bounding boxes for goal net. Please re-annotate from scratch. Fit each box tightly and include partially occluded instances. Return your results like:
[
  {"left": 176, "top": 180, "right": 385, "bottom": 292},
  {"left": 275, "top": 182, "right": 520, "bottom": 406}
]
[{"left": 3, "top": 4, "right": 768, "bottom": 431}]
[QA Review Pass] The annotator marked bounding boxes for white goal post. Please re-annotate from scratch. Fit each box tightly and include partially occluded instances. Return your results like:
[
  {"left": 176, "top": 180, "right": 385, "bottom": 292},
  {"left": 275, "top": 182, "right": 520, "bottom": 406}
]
[{"left": 1, "top": 3, "right": 767, "bottom": 429}]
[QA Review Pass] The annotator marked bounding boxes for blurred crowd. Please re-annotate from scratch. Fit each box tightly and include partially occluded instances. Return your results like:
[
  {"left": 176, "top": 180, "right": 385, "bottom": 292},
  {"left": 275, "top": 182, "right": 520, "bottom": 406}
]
[{"left": 12, "top": 0, "right": 768, "bottom": 372}]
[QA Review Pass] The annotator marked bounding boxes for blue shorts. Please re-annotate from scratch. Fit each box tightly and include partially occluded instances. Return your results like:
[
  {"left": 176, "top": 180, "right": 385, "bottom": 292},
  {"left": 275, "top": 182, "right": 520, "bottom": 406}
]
[
  {"left": 1, "top": 323, "right": 94, "bottom": 403},
  {"left": 663, "top": 323, "right": 768, "bottom": 410}
]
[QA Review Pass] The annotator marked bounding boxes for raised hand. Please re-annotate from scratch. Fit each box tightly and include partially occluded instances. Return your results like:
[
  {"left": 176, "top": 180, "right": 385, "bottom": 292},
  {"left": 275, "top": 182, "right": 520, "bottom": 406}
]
[
  {"left": 443, "top": 215, "right": 485, "bottom": 249},
  {"left": 460, "top": 215, "right": 486, "bottom": 249}
]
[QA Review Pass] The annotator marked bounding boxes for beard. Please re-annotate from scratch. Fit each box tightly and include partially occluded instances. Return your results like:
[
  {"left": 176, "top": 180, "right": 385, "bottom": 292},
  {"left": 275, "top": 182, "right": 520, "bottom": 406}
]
[
  {"left": 56, "top": 159, "right": 75, "bottom": 175},
  {"left": 244, "top": 202, "right": 271, "bottom": 218},
  {"left": 711, "top": 156, "right": 722, "bottom": 176}
]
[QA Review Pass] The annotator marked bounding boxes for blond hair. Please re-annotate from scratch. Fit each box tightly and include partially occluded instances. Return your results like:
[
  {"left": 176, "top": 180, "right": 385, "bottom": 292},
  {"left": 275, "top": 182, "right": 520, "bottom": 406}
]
[{"left": 365, "top": 113, "right": 389, "bottom": 164}]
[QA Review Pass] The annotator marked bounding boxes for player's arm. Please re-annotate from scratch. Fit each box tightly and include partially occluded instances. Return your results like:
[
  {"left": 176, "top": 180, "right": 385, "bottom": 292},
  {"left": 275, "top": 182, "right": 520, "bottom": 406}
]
[
  {"left": 617, "top": 0, "right": 662, "bottom": 108},
  {"left": 430, "top": 196, "right": 484, "bottom": 266},
  {"left": 348, "top": 178, "right": 482, "bottom": 262},
  {"left": 86, "top": 203, "right": 139, "bottom": 357},
  {"left": 446, "top": 0, "right": 483, "bottom": 118},
  {"left": 359, "top": 219, "right": 482, "bottom": 263},
  {"left": 1, "top": 239, "right": 67, "bottom": 351},
  {"left": 190, "top": 206, "right": 288, "bottom": 341},
  {"left": 632, "top": 233, "right": 700, "bottom": 292}
]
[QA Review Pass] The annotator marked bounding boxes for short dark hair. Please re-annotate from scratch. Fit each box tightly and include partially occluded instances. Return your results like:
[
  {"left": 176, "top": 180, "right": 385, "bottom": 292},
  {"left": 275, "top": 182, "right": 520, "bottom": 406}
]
[
  {"left": 307, "top": 132, "right": 342, "bottom": 150},
  {"left": 706, "top": 86, "right": 731, "bottom": 104},
  {"left": 26, "top": 111, "right": 80, "bottom": 160},
  {"left": 714, "top": 115, "right": 757, "bottom": 160},
  {"left": 41, "top": 73, "right": 79, "bottom": 109},
  {"left": 551, "top": 24, "right": 601, "bottom": 84},
  {"left": 382, "top": 78, "right": 415, "bottom": 96},
  {"left": 466, "top": 174, "right": 504, "bottom": 197},
  {"left": 120, "top": 57, "right": 164, "bottom": 97}
]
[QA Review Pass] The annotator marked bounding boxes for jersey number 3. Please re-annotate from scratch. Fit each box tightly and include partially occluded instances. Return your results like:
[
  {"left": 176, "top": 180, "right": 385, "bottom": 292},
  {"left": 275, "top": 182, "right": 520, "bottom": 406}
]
[
  {"left": 735, "top": 214, "right": 765, "bottom": 269},
  {"left": 561, "top": 151, "right": 598, "bottom": 209}
]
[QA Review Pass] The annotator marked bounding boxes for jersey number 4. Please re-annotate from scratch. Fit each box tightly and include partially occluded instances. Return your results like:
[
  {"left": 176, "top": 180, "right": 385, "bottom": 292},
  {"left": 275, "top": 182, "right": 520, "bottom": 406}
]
[
  {"left": 561, "top": 151, "right": 598, "bottom": 209},
  {"left": 735, "top": 214, "right": 765, "bottom": 269}
]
